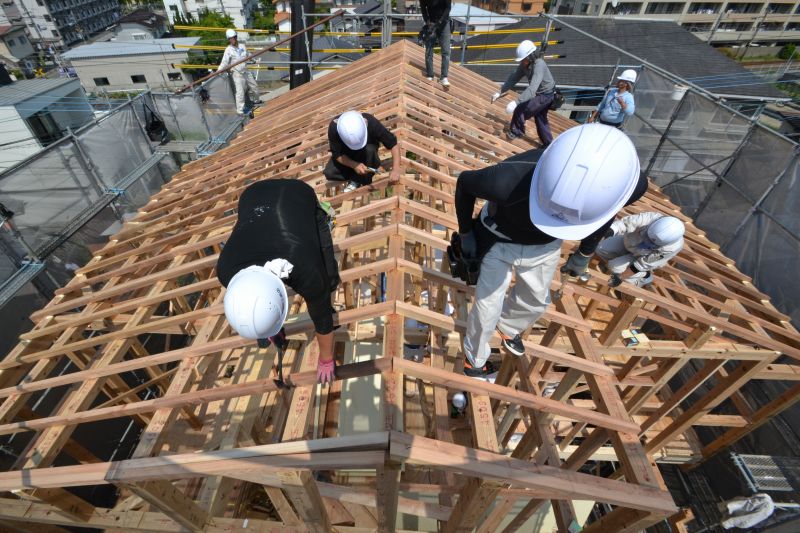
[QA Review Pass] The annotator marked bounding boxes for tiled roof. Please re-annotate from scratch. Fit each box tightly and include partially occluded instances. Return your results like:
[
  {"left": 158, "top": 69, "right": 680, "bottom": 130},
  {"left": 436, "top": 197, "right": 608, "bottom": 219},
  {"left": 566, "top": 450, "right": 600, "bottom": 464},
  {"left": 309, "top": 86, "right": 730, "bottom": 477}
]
[
  {"left": 61, "top": 37, "right": 200, "bottom": 60},
  {"left": 464, "top": 16, "right": 786, "bottom": 100}
]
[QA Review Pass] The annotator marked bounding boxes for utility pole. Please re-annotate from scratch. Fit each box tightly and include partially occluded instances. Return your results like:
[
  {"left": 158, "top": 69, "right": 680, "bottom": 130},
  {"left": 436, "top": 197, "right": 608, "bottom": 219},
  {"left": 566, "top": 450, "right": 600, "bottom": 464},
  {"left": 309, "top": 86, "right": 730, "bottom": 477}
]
[{"left": 289, "top": 0, "right": 314, "bottom": 88}]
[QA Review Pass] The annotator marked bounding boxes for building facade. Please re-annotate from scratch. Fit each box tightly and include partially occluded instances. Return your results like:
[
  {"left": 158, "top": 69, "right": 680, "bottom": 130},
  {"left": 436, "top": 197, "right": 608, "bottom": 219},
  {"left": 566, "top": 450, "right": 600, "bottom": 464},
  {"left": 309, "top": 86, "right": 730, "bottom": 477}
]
[
  {"left": 61, "top": 36, "right": 200, "bottom": 92},
  {"left": 0, "top": 24, "right": 35, "bottom": 69},
  {"left": 0, "top": 77, "right": 93, "bottom": 171},
  {"left": 0, "top": 0, "right": 120, "bottom": 49},
  {"left": 550, "top": 0, "right": 800, "bottom": 45},
  {"left": 160, "top": 0, "right": 258, "bottom": 28}
]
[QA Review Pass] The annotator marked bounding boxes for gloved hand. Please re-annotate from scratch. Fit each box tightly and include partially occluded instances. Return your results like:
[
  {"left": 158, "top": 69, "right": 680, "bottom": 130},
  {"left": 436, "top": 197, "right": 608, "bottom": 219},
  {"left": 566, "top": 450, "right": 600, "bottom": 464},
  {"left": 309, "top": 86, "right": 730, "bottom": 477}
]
[
  {"left": 491, "top": 92, "right": 501, "bottom": 103},
  {"left": 460, "top": 231, "right": 477, "bottom": 259},
  {"left": 561, "top": 252, "right": 591, "bottom": 277},
  {"left": 317, "top": 358, "right": 335, "bottom": 385}
]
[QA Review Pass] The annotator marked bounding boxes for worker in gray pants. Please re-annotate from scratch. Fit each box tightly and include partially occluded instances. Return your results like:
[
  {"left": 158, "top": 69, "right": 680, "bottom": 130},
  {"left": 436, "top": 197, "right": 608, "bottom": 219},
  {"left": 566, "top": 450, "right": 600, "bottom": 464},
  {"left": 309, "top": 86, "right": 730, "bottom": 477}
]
[
  {"left": 455, "top": 124, "right": 641, "bottom": 378},
  {"left": 597, "top": 212, "right": 685, "bottom": 287}
]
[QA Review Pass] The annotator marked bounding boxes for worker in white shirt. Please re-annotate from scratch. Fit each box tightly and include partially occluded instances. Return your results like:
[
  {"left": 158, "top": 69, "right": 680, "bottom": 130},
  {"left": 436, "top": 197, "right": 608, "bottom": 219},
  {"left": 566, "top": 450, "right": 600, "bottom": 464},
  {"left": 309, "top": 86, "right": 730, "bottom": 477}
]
[
  {"left": 218, "top": 29, "right": 260, "bottom": 115},
  {"left": 597, "top": 212, "right": 684, "bottom": 287},
  {"left": 588, "top": 69, "right": 637, "bottom": 128}
]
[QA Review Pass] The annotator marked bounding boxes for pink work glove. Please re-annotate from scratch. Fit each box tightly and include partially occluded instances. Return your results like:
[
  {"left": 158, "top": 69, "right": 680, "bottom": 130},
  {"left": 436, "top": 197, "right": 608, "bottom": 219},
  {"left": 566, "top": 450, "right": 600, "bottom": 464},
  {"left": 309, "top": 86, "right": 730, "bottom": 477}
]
[{"left": 317, "top": 359, "right": 335, "bottom": 385}]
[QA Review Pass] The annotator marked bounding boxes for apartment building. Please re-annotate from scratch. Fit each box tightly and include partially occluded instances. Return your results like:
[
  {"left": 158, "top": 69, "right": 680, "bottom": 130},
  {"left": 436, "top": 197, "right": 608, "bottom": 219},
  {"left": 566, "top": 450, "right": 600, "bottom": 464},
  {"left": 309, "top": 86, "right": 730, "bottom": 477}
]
[
  {"left": 160, "top": 0, "right": 258, "bottom": 27},
  {"left": 550, "top": 0, "right": 800, "bottom": 44},
  {"left": 0, "top": 0, "right": 120, "bottom": 49}
]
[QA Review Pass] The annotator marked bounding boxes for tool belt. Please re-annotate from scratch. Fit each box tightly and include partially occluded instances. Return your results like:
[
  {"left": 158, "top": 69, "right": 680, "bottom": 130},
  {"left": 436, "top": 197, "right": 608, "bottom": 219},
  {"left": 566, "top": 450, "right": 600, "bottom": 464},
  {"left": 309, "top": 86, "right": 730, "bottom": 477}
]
[{"left": 447, "top": 212, "right": 504, "bottom": 286}]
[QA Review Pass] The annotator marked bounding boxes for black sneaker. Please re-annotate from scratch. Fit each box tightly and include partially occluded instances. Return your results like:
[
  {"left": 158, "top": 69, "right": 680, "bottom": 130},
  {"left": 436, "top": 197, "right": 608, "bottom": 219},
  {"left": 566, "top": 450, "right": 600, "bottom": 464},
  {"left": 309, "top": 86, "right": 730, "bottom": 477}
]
[
  {"left": 506, "top": 131, "right": 519, "bottom": 141},
  {"left": 463, "top": 360, "right": 496, "bottom": 379},
  {"left": 499, "top": 332, "right": 525, "bottom": 356}
]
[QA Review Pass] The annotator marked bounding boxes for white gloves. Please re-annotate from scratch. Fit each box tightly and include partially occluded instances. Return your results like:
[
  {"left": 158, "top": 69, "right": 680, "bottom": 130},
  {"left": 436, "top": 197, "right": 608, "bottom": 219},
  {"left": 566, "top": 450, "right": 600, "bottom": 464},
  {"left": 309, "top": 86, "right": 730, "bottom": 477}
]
[
  {"left": 506, "top": 101, "right": 517, "bottom": 115},
  {"left": 263, "top": 258, "right": 293, "bottom": 280},
  {"left": 491, "top": 92, "right": 501, "bottom": 103}
]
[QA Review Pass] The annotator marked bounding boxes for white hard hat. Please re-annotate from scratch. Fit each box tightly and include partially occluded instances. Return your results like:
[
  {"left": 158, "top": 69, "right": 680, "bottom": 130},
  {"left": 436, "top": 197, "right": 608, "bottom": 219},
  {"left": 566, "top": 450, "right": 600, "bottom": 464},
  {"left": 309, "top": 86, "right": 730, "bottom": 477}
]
[
  {"left": 226, "top": 29, "right": 237, "bottom": 39},
  {"left": 451, "top": 392, "right": 467, "bottom": 410},
  {"left": 647, "top": 216, "right": 684, "bottom": 246},
  {"left": 506, "top": 101, "right": 517, "bottom": 115},
  {"left": 617, "top": 69, "right": 637, "bottom": 84},
  {"left": 336, "top": 110, "right": 368, "bottom": 150},
  {"left": 515, "top": 40, "right": 537, "bottom": 62},
  {"left": 223, "top": 265, "right": 288, "bottom": 340},
  {"left": 529, "top": 124, "right": 641, "bottom": 240}
]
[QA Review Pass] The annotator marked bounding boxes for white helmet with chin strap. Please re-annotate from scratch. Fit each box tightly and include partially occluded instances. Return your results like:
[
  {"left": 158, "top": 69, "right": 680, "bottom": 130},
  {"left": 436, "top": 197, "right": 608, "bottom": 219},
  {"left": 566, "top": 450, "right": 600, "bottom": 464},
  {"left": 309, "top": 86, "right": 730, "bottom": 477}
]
[
  {"left": 647, "top": 216, "right": 684, "bottom": 246},
  {"left": 336, "top": 110, "right": 368, "bottom": 150},
  {"left": 529, "top": 124, "right": 641, "bottom": 240},
  {"left": 223, "top": 265, "right": 288, "bottom": 340},
  {"left": 226, "top": 29, "right": 237, "bottom": 39},
  {"left": 515, "top": 40, "right": 537, "bottom": 62},
  {"left": 617, "top": 69, "right": 637, "bottom": 85}
]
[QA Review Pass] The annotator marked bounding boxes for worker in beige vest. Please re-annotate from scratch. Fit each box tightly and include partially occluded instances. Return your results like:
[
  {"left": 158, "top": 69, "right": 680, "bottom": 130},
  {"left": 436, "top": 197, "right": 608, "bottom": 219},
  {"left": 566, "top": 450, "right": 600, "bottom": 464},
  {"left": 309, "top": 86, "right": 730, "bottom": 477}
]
[
  {"left": 597, "top": 212, "right": 684, "bottom": 287},
  {"left": 218, "top": 29, "right": 260, "bottom": 115}
]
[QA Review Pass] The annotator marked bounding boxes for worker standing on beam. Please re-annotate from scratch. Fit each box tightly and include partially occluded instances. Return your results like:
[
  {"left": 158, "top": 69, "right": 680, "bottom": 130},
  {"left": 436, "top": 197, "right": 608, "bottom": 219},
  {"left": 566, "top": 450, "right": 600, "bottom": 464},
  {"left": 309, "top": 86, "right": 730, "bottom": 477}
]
[
  {"left": 492, "top": 40, "right": 556, "bottom": 145},
  {"left": 455, "top": 124, "right": 640, "bottom": 377},
  {"left": 324, "top": 110, "right": 402, "bottom": 191},
  {"left": 588, "top": 69, "right": 637, "bottom": 128},
  {"left": 218, "top": 29, "right": 260, "bottom": 116},
  {"left": 595, "top": 212, "right": 685, "bottom": 288},
  {"left": 420, "top": 0, "right": 451, "bottom": 87},
  {"left": 217, "top": 179, "right": 340, "bottom": 385}
]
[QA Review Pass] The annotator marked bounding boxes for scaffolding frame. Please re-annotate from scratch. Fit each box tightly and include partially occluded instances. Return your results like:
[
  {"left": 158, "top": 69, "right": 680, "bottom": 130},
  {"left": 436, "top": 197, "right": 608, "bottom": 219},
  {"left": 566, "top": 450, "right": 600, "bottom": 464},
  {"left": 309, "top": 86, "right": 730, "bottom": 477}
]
[{"left": 0, "top": 41, "right": 799, "bottom": 532}]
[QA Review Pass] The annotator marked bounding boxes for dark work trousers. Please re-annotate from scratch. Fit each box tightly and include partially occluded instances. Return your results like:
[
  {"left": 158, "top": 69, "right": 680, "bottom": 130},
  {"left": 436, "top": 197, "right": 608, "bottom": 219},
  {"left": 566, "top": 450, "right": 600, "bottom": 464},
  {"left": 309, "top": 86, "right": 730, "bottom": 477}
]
[
  {"left": 323, "top": 143, "right": 381, "bottom": 185},
  {"left": 599, "top": 118, "right": 623, "bottom": 129},
  {"left": 510, "top": 92, "right": 555, "bottom": 147},
  {"left": 424, "top": 20, "right": 451, "bottom": 79}
]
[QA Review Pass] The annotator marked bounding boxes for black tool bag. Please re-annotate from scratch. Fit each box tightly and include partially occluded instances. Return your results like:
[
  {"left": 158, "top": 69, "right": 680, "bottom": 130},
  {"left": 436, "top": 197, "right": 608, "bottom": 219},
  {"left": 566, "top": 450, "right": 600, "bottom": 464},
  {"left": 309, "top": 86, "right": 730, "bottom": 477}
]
[
  {"left": 549, "top": 89, "right": 565, "bottom": 111},
  {"left": 447, "top": 217, "right": 501, "bottom": 286},
  {"left": 142, "top": 100, "right": 169, "bottom": 144}
]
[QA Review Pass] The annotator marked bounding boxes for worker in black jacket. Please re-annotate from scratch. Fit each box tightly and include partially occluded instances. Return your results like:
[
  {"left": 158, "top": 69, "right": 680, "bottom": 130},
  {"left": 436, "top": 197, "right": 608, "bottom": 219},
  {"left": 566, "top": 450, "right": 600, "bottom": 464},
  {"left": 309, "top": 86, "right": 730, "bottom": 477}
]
[
  {"left": 455, "top": 124, "right": 642, "bottom": 377},
  {"left": 217, "top": 179, "right": 340, "bottom": 384},
  {"left": 324, "top": 110, "right": 402, "bottom": 191},
  {"left": 420, "top": 0, "right": 451, "bottom": 87}
]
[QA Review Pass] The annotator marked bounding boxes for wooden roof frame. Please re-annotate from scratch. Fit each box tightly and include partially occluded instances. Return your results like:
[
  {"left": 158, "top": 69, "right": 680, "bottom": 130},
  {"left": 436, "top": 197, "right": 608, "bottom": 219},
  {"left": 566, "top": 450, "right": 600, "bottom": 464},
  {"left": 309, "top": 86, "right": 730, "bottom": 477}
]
[{"left": 0, "top": 41, "right": 799, "bottom": 532}]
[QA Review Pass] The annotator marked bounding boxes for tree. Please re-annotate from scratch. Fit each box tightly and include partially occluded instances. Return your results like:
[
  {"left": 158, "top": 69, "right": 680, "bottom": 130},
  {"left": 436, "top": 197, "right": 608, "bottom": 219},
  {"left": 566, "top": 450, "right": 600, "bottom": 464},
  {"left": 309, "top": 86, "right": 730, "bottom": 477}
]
[
  {"left": 779, "top": 44, "right": 796, "bottom": 61},
  {"left": 172, "top": 10, "right": 235, "bottom": 77}
]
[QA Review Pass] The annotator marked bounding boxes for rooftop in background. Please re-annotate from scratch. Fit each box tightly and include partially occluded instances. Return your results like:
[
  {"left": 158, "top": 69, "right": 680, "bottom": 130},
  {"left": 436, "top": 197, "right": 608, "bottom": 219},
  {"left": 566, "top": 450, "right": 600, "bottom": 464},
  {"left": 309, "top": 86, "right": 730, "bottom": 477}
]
[
  {"left": 449, "top": 3, "right": 519, "bottom": 25},
  {"left": 61, "top": 37, "right": 201, "bottom": 60},
  {"left": 0, "top": 25, "right": 25, "bottom": 37},
  {"left": 116, "top": 9, "right": 167, "bottom": 29},
  {"left": 0, "top": 78, "right": 81, "bottom": 107},
  {"left": 464, "top": 16, "right": 787, "bottom": 100}
]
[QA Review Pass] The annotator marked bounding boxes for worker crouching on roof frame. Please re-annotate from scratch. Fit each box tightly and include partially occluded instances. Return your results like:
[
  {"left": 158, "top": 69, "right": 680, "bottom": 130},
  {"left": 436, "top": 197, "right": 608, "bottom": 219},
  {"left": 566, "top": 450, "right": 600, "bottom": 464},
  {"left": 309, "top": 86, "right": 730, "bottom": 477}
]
[{"left": 217, "top": 179, "right": 340, "bottom": 385}]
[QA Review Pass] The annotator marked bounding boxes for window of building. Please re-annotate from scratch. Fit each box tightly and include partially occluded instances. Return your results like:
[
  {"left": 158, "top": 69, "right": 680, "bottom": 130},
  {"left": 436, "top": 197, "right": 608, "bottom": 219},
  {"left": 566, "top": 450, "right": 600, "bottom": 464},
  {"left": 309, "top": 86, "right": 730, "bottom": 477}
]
[
  {"left": 767, "top": 3, "right": 792, "bottom": 14},
  {"left": 580, "top": 3, "right": 589, "bottom": 13},
  {"left": 688, "top": 2, "right": 721, "bottom": 14},
  {"left": 132, "top": 32, "right": 149, "bottom": 40},
  {"left": 94, "top": 77, "right": 110, "bottom": 86},
  {"left": 167, "top": 72, "right": 182, "bottom": 81},
  {"left": 6, "top": 37, "right": 15, "bottom": 46},
  {"left": 26, "top": 110, "right": 64, "bottom": 146},
  {"left": 645, "top": 2, "right": 684, "bottom": 14},
  {"left": 35, "top": 0, "right": 43, "bottom": 5},
  {"left": 52, "top": 30, "right": 59, "bottom": 37},
  {"left": 726, "top": 2, "right": 762, "bottom": 14},
  {"left": 131, "top": 74, "right": 146, "bottom": 83},
  {"left": 604, "top": 3, "right": 642, "bottom": 14},
  {"left": 43, "top": 14, "right": 51, "bottom": 21},
  {"left": 19, "top": 35, "right": 27, "bottom": 44}
]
